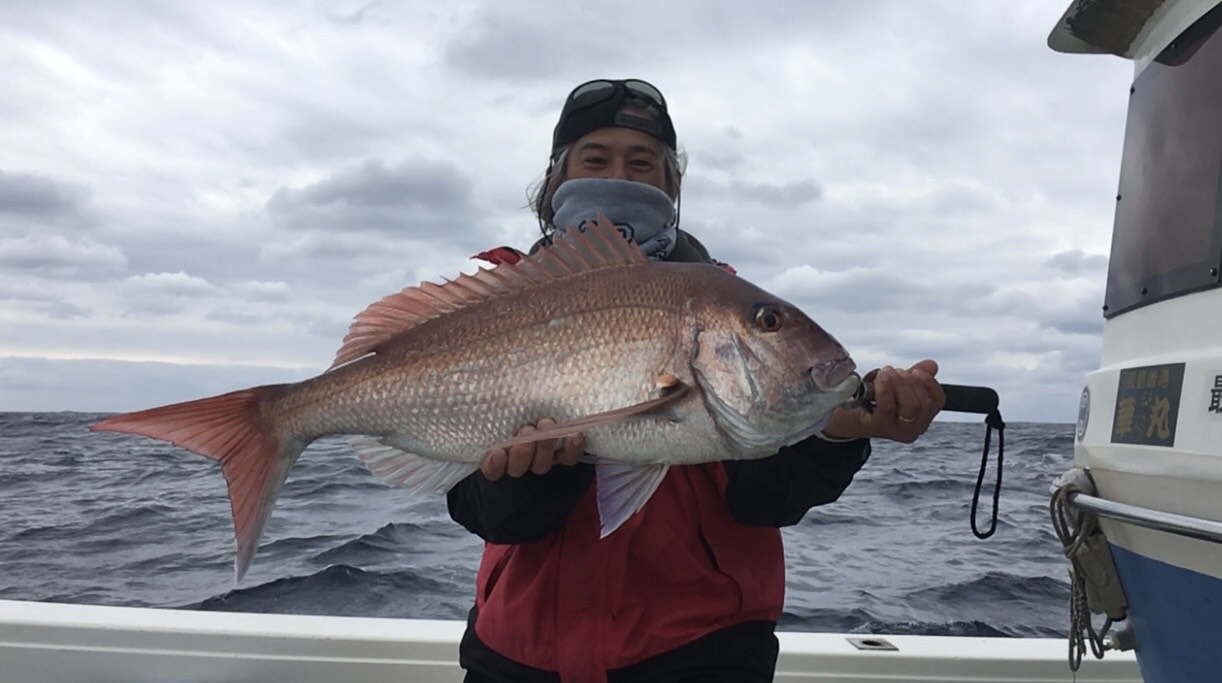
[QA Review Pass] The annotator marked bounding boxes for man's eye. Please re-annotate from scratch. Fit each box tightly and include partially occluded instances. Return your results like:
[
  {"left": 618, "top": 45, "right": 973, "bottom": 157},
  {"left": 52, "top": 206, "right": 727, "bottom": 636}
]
[
  {"left": 583, "top": 156, "right": 607, "bottom": 166},
  {"left": 630, "top": 160, "right": 655, "bottom": 170}
]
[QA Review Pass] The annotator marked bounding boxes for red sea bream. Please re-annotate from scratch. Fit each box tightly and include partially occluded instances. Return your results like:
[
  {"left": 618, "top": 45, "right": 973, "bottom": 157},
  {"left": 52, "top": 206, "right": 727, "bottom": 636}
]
[{"left": 93, "top": 219, "right": 858, "bottom": 579}]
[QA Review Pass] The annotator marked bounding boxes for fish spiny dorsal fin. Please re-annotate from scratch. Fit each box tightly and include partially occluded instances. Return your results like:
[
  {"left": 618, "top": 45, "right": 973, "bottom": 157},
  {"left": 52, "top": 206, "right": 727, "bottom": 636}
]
[{"left": 329, "top": 215, "right": 648, "bottom": 369}]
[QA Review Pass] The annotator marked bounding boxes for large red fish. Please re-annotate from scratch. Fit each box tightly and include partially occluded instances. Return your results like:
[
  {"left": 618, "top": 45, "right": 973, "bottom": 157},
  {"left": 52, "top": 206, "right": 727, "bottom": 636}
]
[{"left": 93, "top": 219, "right": 858, "bottom": 579}]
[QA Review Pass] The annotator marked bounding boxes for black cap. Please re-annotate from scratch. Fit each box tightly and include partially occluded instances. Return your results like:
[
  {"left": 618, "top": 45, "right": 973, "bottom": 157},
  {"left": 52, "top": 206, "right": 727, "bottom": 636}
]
[{"left": 550, "top": 79, "right": 677, "bottom": 158}]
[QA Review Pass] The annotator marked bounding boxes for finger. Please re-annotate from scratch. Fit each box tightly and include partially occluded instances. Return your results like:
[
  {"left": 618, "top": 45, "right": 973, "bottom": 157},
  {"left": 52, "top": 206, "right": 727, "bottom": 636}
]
[
  {"left": 889, "top": 369, "right": 924, "bottom": 423},
  {"left": 530, "top": 444, "right": 556, "bottom": 475},
  {"left": 911, "top": 367, "right": 947, "bottom": 413},
  {"left": 898, "top": 368, "right": 934, "bottom": 413},
  {"left": 505, "top": 425, "right": 537, "bottom": 478},
  {"left": 530, "top": 419, "right": 558, "bottom": 475},
  {"left": 909, "top": 358, "right": 939, "bottom": 378},
  {"left": 871, "top": 366, "right": 899, "bottom": 422},
  {"left": 481, "top": 448, "right": 508, "bottom": 481},
  {"left": 558, "top": 433, "right": 585, "bottom": 466}
]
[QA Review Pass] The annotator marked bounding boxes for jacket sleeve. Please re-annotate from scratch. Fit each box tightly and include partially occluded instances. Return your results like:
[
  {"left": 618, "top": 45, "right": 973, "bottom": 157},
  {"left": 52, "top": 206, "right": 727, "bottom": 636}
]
[
  {"left": 722, "top": 436, "right": 871, "bottom": 527},
  {"left": 446, "top": 463, "right": 594, "bottom": 544}
]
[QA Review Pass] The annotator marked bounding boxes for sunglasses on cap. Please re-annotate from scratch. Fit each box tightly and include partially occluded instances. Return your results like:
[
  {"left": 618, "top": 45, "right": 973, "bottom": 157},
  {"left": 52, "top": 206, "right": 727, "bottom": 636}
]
[
  {"left": 551, "top": 78, "right": 676, "bottom": 157},
  {"left": 567, "top": 79, "right": 667, "bottom": 110}
]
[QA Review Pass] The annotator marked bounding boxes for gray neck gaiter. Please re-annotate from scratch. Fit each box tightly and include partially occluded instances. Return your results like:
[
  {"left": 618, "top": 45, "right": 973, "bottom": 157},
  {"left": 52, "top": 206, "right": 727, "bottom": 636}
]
[{"left": 551, "top": 178, "right": 677, "bottom": 260}]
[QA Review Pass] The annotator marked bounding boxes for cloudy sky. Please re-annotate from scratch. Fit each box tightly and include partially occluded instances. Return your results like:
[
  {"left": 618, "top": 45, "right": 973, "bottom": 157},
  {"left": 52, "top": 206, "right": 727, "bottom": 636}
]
[{"left": 2, "top": 1, "right": 1133, "bottom": 422}]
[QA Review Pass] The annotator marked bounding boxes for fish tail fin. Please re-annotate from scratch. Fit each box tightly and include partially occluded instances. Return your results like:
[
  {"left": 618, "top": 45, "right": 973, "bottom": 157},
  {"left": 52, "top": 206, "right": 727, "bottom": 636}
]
[{"left": 91, "top": 384, "right": 300, "bottom": 581}]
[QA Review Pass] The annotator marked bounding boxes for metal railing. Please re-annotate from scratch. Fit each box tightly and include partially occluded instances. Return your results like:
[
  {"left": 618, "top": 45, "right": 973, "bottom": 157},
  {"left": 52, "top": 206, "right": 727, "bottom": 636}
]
[{"left": 1065, "top": 491, "right": 1222, "bottom": 545}]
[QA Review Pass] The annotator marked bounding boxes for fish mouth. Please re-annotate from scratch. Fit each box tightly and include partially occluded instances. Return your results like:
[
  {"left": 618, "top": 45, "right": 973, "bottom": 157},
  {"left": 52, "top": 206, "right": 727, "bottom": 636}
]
[{"left": 810, "top": 356, "right": 857, "bottom": 393}]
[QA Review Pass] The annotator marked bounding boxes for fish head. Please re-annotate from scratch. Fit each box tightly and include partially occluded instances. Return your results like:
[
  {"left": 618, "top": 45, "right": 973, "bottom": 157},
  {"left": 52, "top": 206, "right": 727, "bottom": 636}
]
[{"left": 691, "top": 273, "right": 858, "bottom": 454}]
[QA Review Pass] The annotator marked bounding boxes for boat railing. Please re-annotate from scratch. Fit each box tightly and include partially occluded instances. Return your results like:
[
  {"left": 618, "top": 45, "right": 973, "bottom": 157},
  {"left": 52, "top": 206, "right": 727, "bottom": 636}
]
[{"left": 1060, "top": 489, "right": 1222, "bottom": 545}]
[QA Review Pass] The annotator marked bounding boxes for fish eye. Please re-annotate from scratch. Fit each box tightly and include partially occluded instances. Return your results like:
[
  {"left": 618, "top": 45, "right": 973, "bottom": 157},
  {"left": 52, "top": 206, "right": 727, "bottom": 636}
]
[{"left": 753, "top": 305, "right": 785, "bottom": 332}]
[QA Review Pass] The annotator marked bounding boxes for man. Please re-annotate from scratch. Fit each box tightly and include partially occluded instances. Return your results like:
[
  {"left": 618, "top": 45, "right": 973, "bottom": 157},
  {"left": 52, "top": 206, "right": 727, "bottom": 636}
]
[{"left": 448, "top": 78, "right": 944, "bottom": 683}]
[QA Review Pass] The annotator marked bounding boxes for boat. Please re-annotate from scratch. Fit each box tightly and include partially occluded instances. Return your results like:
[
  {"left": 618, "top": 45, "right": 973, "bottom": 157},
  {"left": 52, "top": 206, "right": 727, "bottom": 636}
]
[
  {"left": 1046, "top": 0, "right": 1222, "bottom": 682},
  {"left": 11, "top": 0, "right": 1217, "bottom": 680},
  {"left": 0, "top": 598, "right": 1141, "bottom": 682}
]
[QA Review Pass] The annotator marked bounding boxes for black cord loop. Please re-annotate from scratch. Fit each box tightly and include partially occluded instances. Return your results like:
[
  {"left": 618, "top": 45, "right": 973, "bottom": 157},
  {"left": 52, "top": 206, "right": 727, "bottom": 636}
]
[{"left": 969, "top": 409, "right": 1006, "bottom": 539}]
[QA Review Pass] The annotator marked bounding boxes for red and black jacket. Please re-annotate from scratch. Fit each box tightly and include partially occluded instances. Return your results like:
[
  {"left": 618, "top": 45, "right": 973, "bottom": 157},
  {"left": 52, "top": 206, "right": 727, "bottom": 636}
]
[{"left": 448, "top": 229, "right": 871, "bottom": 683}]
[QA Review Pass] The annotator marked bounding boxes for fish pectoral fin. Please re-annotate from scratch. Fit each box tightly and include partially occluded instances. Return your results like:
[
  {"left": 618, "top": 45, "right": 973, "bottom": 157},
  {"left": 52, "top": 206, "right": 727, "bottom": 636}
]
[
  {"left": 351, "top": 437, "right": 479, "bottom": 496},
  {"left": 487, "top": 383, "right": 691, "bottom": 451},
  {"left": 595, "top": 463, "right": 670, "bottom": 538}
]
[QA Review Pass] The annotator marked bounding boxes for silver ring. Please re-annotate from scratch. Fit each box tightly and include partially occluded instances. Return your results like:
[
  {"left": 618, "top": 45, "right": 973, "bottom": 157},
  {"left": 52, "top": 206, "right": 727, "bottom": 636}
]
[{"left": 898, "top": 416, "right": 916, "bottom": 424}]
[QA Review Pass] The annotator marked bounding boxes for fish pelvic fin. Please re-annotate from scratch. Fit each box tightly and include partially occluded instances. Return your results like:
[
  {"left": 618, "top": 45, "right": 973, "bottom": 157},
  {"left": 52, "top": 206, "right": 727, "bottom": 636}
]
[
  {"left": 328, "top": 216, "right": 649, "bottom": 370},
  {"left": 91, "top": 385, "right": 299, "bottom": 582},
  {"left": 487, "top": 383, "right": 691, "bottom": 451},
  {"left": 596, "top": 463, "right": 670, "bottom": 538}
]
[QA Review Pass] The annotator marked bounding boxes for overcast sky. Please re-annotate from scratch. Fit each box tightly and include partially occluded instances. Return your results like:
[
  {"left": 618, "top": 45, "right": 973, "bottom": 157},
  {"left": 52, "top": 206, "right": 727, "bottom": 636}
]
[{"left": 1, "top": 1, "right": 1133, "bottom": 423}]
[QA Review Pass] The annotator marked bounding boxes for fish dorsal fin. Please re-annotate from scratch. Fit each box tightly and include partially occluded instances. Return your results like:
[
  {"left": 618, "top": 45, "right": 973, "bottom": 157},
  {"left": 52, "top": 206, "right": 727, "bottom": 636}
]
[{"left": 329, "top": 214, "right": 647, "bottom": 370}]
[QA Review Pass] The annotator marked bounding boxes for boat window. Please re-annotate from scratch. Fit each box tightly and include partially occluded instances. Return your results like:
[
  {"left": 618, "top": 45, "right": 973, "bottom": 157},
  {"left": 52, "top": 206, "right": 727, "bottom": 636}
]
[{"left": 1105, "top": 5, "right": 1222, "bottom": 318}]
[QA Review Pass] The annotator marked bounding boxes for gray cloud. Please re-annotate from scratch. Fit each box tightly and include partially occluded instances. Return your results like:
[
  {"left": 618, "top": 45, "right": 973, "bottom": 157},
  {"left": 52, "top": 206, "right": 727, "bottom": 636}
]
[
  {"left": 1036, "top": 288, "right": 1107, "bottom": 336},
  {"left": 122, "top": 272, "right": 217, "bottom": 297},
  {"left": 0, "top": 235, "right": 125, "bottom": 279},
  {"left": 321, "top": 3, "right": 377, "bottom": 28},
  {"left": 38, "top": 301, "right": 92, "bottom": 319},
  {"left": 962, "top": 283, "right": 1106, "bottom": 338},
  {"left": 266, "top": 158, "right": 478, "bottom": 237},
  {"left": 0, "top": 171, "right": 91, "bottom": 221},
  {"left": 695, "top": 148, "right": 748, "bottom": 173},
  {"left": 1044, "top": 249, "right": 1109, "bottom": 278},
  {"left": 283, "top": 309, "right": 352, "bottom": 344},
  {"left": 687, "top": 176, "right": 823, "bottom": 206},
  {"left": 205, "top": 309, "right": 274, "bottom": 326},
  {"left": 259, "top": 233, "right": 390, "bottom": 262},
  {"left": 442, "top": 2, "right": 872, "bottom": 82},
  {"left": 115, "top": 231, "right": 270, "bottom": 286},
  {"left": 0, "top": 284, "right": 92, "bottom": 319},
  {"left": 766, "top": 265, "right": 997, "bottom": 317},
  {"left": 442, "top": 12, "right": 568, "bottom": 80},
  {"left": 230, "top": 280, "right": 290, "bottom": 302},
  {"left": 1044, "top": 315, "right": 1105, "bottom": 336}
]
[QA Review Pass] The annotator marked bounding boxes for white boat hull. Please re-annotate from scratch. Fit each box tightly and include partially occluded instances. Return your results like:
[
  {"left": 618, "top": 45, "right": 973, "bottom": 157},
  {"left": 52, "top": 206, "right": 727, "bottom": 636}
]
[
  {"left": 1071, "top": 285, "right": 1222, "bottom": 682},
  {"left": 0, "top": 599, "right": 1140, "bottom": 683}
]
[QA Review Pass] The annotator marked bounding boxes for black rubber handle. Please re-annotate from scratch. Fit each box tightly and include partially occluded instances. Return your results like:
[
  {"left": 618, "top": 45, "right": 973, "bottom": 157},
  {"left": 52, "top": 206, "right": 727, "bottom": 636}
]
[{"left": 941, "top": 384, "right": 1000, "bottom": 415}]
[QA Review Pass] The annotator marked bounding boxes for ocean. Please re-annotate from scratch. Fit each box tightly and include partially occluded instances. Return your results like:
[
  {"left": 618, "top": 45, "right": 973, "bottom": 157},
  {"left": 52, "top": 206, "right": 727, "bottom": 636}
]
[{"left": 0, "top": 413, "right": 1072, "bottom": 639}]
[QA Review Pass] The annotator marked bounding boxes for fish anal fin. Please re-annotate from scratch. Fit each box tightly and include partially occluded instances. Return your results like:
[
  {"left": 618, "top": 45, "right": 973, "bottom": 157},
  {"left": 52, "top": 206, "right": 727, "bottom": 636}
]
[
  {"left": 328, "top": 219, "right": 648, "bottom": 370},
  {"left": 595, "top": 463, "right": 670, "bottom": 538},
  {"left": 90, "top": 385, "right": 299, "bottom": 582},
  {"left": 351, "top": 437, "right": 479, "bottom": 495},
  {"left": 487, "top": 384, "right": 691, "bottom": 451}
]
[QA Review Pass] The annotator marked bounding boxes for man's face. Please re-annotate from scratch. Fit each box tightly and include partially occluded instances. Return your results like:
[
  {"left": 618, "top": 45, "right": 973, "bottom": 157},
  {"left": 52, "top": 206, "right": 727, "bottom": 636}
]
[{"left": 564, "top": 124, "right": 670, "bottom": 197}]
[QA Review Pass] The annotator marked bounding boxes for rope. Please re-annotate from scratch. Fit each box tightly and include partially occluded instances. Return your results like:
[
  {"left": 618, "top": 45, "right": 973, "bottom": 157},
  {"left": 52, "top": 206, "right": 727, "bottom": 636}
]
[
  {"left": 969, "top": 410, "right": 1006, "bottom": 539},
  {"left": 1050, "top": 483, "right": 1112, "bottom": 671}
]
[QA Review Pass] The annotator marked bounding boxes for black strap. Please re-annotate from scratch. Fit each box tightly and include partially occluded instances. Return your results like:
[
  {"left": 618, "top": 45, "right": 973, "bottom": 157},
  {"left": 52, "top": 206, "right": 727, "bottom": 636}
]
[
  {"left": 970, "top": 409, "right": 1006, "bottom": 539},
  {"left": 847, "top": 379, "right": 1007, "bottom": 540},
  {"left": 941, "top": 385, "right": 1006, "bottom": 539}
]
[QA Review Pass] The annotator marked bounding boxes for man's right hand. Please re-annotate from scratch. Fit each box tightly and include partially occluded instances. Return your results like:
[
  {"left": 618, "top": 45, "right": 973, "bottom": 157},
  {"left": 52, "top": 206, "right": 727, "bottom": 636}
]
[{"left": 481, "top": 418, "right": 585, "bottom": 480}]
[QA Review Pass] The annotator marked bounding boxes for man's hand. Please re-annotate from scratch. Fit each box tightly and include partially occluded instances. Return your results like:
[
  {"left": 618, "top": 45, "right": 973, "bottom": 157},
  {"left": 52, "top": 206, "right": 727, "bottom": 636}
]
[
  {"left": 481, "top": 418, "right": 585, "bottom": 480},
  {"left": 821, "top": 359, "right": 945, "bottom": 443}
]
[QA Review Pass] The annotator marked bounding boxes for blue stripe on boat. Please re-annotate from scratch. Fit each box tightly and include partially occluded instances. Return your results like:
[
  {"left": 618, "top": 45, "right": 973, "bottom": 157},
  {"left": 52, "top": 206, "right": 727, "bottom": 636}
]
[{"left": 1110, "top": 544, "right": 1222, "bottom": 683}]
